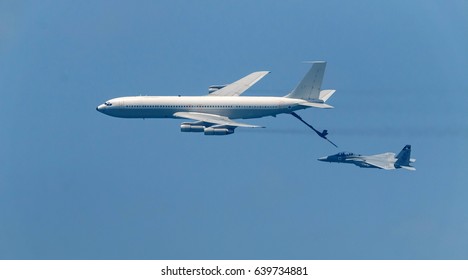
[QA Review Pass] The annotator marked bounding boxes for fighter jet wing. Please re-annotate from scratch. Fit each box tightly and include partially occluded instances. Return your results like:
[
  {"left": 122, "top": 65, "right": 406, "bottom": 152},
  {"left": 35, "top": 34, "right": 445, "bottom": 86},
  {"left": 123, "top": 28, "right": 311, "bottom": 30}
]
[
  {"left": 350, "top": 157, "right": 395, "bottom": 170},
  {"left": 173, "top": 112, "right": 264, "bottom": 128},
  {"left": 209, "top": 71, "right": 270, "bottom": 96}
]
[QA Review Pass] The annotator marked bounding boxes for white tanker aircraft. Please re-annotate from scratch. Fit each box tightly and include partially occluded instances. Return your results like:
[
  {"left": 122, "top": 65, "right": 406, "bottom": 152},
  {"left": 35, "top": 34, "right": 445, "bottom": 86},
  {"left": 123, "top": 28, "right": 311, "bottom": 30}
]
[{"left": 96, "top": 61, "right": 338, "bottom": 146}]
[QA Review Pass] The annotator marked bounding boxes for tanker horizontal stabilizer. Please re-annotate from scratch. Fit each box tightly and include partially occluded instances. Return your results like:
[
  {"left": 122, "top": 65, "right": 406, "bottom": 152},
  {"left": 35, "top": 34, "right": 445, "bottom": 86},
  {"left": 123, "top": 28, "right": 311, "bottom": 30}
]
[{"left": 299, "top": 102, "right": 334, "bottom": 109}]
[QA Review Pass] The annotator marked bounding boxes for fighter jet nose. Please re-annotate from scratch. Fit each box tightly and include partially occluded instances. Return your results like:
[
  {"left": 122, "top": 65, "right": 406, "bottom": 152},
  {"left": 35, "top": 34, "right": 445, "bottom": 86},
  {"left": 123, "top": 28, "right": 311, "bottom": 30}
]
[{"left": 317, "top": 156, "right": 328, "bottom": 161}]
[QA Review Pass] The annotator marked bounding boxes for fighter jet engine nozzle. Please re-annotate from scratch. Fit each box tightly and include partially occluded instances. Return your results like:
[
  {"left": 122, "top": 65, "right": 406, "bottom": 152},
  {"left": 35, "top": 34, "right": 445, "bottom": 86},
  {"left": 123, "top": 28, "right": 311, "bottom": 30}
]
[
  {"left": 204, "top": 127, "right": 234, "bottom": 135},
  {"left": 180, "top": 124, "right": 205, "bottom": 132}
]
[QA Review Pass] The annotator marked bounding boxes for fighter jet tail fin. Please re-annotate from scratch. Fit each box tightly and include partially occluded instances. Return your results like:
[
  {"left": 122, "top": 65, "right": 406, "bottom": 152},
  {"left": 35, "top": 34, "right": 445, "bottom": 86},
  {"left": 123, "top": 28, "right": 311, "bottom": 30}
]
[
  {"left": 395, "top": 145, "right": 416, "bottom": 170},
  {"left": 285, "top": 61, "right": 336, "bottom": 103}
]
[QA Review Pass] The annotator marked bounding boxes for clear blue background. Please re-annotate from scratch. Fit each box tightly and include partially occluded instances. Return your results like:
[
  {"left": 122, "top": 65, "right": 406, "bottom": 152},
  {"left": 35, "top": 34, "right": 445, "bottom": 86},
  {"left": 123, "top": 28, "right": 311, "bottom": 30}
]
[{"left": 1, "top": 0, "right": 467, "bottom": 259}]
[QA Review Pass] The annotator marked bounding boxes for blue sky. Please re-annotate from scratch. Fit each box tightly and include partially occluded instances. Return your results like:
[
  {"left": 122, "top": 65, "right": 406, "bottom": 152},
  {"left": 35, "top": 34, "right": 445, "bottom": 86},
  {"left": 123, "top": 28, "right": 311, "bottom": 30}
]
[{"left": 1, "top": 0, "right": 467, "bottom": 259}]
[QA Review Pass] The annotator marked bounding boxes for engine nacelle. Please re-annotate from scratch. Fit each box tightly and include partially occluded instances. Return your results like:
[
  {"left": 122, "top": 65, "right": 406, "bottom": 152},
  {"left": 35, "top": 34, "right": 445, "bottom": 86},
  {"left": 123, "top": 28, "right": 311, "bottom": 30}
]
[
  {"left": 208, "top": 84, "right": 227, "bottom": 94},
  {"left": 204, "top": 127, "right": 234, "bottom": 135},
  {"left": 180, "top": 124, "right": 205, "bottom": 132}
]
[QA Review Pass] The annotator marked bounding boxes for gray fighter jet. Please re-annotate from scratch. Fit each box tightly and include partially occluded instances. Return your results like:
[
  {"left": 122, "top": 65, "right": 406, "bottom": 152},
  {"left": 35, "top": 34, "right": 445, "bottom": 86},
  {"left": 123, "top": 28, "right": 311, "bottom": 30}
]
[{"left": 318, "top": 145, "right": 416, "bottom": 170}]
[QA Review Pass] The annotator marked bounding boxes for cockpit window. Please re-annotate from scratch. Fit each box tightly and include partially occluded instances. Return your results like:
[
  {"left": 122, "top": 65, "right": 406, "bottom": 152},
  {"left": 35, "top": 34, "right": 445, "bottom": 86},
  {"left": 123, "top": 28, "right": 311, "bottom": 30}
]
[
  {"left": 104, "top": 102, "right": 112, "bottom": 106},
  {"left": 337, "top": 152, "right": 355, "bottom": 156}
]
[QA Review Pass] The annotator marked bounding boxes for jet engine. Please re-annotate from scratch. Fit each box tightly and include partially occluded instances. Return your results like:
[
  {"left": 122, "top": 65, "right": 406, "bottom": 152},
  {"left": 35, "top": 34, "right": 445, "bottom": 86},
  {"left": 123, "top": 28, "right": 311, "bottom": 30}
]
[
  {"left": 180, "top": 123, "right": 205, "bottom": 132},
  {"left": 208, "top": 84, "right": 227, "bottom": 94},
  {"left": 204, "top": 127, "right": 234, "bottom": 135}
]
